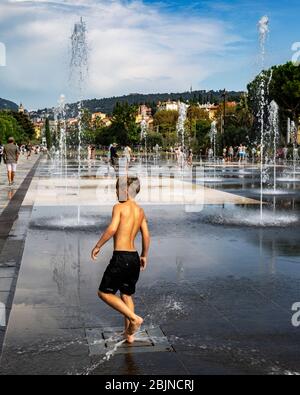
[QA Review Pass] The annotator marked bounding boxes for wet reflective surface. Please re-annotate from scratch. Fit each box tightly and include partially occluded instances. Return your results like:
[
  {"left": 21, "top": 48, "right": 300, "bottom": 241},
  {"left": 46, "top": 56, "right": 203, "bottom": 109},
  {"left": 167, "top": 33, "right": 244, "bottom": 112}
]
[{"left": 1, "top": 158, "right": 300, "bottom": 375}]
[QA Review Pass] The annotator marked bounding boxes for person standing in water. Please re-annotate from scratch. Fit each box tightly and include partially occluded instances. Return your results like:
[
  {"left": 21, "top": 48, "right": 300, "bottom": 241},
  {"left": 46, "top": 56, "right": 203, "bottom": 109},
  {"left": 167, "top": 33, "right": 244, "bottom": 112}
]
[
  {"left": 91, "top": 176, "right": 151, "bottom": 344},
  {"left": 3, "top": 137, "right": 20, "bottom": 186},
  {"left": 124, "top": 145, "right": 132, "bottom": 165}
]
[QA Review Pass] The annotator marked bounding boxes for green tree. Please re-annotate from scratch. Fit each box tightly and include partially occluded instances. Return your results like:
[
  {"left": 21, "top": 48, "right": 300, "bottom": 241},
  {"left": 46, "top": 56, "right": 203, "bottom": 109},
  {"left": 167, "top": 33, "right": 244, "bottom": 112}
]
[
  {"left": 146, "top": 132, "right": 163, "bottom": 149},
  {"left": 0, "top": 111, "right": 24, "bottom": 143},
  {"left": 108, "top": 102, "right": 139, "bottom": 145},
  {"left": 195, "top": 119, "right": 211, "bottom": 151},
  {"left": 186, "top": 105, "right": 210, "bottom": 139},
  {"left": 153, "top": 110, "right": 179, "bottom": 143},
  {"left": 270, "top": 62, "right": 300, "bottom": 129},
  {"left": 9, "top": 111, "right": 35, "bottom": 140}
]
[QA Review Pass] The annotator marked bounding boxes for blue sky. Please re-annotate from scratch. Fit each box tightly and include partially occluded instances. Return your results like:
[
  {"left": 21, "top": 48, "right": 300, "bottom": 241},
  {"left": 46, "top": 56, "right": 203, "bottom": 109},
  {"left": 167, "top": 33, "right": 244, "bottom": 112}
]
[{"left": 0, "top": 0, "right": 299, "bottom": 110}]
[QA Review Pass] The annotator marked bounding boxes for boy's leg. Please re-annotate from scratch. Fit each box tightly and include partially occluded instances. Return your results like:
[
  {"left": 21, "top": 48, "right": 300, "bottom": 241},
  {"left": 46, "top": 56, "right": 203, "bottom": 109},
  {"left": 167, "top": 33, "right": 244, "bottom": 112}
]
[
  {"left": 121, "top": 294, "right": 136, "bottom": 342},
  {"left": 7, "top": 167, "right": 12, "bottom": 184},
  {"left": 98, "top": 291, "right": 142, "bottom": 326}
]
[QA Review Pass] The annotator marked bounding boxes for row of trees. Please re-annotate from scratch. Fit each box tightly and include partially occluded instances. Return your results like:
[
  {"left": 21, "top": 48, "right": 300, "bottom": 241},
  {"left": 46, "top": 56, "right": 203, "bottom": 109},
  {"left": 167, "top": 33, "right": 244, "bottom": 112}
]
[
  {"left": 0, "top": 110, "right": 35, "bottom": 144},
  {"left": 49, "top": 61, "right": 299, "bottom": 153}
]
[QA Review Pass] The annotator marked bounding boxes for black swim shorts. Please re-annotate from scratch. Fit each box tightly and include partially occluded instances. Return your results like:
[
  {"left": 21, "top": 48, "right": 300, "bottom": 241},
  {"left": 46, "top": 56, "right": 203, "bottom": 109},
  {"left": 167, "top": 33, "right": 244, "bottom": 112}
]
[{"left": 99, "top": 251, "right": 141, "bottom": 296}]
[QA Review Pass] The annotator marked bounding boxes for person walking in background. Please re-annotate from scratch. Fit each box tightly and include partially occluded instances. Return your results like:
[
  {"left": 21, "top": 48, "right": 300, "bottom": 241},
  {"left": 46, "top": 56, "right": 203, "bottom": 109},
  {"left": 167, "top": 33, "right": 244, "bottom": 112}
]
[
  {"left": 87, "top": 145, "right": 92, "bottom": 160},
  {"left": 3, "top": 137, "right": 20, "bottom": 187},
  {"left": 187, "top": 149, "right": 193, "bottom": 166},
  {"left": 91, "top": 145, "right": 96, "bottom": 160},
  {"left": 124, "top": 145, "right": 132, "bottom": 164},
  {"left": 0, "top": 143, "right": 3, "bottom": 165},
  {"left": 26, "top": 143, "right": 32, "bottom": 160},
  {"left": 283, "top": 146, "right": 288, "bottom": 161},
  {"left": 228, "top": 146, "right": 234, "bottom": 162},
  {"left": 223, "top": 147, "right": 227, "bottom": 162},
  {"left": 110, "top": 143, "right": 119, "bottom": 169}
]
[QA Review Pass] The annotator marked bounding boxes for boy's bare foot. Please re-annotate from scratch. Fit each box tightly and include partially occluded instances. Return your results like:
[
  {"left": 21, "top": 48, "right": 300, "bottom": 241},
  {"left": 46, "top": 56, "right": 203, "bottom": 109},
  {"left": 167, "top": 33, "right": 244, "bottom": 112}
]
[
  {"left": 125, "top": 333, "right": 135, "bottom": 344},
  {"left": 126, "top": 316, "right": 143, "bottom": 336}
]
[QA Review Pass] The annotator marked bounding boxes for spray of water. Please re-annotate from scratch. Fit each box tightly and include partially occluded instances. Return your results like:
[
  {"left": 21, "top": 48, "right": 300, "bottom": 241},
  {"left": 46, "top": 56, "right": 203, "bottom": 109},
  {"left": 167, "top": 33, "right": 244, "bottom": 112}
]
[
  {"left": 176, "top": 102, "right": 188, "bottom": 166},
  {"left": 257, "top": 15, "right": 271, "bottom": 223},
  {"left": 70, "top": 17, "right": 89, "bottom": 223},
  {"left": 258, "top": 16, "right": 269, "bottom": 67},
  {"left": 268, "top": 100, "right": 279, "bottom": 193},
  {"left": 140, "top": 119, "right": 148, "bottom": 165},
  {"left": 291, "top": 121, "right": 298, "bottom": 180},
  {"left": 210, "top": 121, "right": 218, "bottom": 162}
]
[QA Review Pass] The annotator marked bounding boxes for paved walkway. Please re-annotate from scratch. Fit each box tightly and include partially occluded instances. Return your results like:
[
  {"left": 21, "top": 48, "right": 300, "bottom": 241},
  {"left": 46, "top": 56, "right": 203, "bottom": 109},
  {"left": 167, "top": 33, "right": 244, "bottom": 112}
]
[
  {"left": 1, "top": 159, "right": 299, "bottom": 375},
  {"left": 0, "top": 154, "right": 40, "bottom": 352}
]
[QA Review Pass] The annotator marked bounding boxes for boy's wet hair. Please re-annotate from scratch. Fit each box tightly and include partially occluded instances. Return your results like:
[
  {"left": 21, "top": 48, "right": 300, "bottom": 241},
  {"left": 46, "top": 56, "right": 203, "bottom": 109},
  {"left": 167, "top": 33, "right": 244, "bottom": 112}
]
[{"left": 116, "top": 176, "right": 141, "bottom": 201}]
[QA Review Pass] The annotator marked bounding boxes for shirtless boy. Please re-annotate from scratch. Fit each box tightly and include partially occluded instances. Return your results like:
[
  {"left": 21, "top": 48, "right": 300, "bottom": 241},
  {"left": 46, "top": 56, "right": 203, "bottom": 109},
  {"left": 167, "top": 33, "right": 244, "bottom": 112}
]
[{"left": 91, "top": 176, "right": 150, "bottom": 343}]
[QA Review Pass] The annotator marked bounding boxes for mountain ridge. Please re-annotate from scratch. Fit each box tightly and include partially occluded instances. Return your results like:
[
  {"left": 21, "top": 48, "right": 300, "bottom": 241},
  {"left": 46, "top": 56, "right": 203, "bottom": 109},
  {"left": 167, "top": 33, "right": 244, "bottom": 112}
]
[
  {"left": 34, "top": 89, "right": 244, "bottom": 117},
  {"left": 0, "top": 98, "right": 18, "bottom": 111}
]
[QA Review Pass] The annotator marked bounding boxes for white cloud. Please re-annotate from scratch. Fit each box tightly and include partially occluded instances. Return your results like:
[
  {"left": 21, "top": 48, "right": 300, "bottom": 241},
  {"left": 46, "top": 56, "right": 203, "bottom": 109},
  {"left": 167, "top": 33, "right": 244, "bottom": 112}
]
[{"left": 0, "top": 0, "right": 244, "bottom": 109}]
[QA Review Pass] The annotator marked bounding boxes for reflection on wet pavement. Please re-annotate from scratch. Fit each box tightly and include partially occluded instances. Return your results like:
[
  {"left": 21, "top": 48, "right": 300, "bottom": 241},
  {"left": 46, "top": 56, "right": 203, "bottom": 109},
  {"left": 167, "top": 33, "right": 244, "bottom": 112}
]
[{"left": 0, "top": 158, "right": 300, "bottom": 375}]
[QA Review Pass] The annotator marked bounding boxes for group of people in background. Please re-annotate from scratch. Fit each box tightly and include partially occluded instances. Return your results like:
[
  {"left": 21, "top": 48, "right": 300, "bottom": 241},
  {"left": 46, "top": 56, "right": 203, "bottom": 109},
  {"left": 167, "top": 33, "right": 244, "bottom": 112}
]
[
  {"left": 169, "top": 146, "right": 193, "bottom": 167},
  {"left": 220, "top": 144, "right": 300, "bottom": 163},
  {"left": 83, "top": 142, "right": 300, "bottom": 171}
]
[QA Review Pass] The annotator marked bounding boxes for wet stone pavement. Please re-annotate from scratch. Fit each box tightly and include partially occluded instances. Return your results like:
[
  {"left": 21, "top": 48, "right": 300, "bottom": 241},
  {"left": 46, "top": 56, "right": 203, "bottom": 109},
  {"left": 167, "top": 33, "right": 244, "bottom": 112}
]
[
  {"left": 0, "top": 155, "right": 40, "bottom": 353},
  {"left": 0, "top": 159, "right": 300, "bottom": 375}
]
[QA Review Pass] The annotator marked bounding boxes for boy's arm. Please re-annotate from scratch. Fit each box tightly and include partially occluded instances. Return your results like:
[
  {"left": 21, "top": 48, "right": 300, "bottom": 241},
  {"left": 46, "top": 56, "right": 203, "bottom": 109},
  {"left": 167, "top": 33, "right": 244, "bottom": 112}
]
[
  {"left": 91, "top": 205, "right": 121, "bottom": 261},
  {"left": 140, "top": 214, "right": 150, "bottom": 271}
]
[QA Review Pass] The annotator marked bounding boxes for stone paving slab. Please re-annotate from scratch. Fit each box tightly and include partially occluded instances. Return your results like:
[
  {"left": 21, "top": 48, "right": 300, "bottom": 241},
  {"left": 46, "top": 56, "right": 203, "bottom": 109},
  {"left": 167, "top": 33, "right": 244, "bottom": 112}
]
[
  {"left": 0, "top": 155, "right": 41, "bottom": 356},
  {"left": 0, "top": 158, "right": 299, "bottom": 375},
  {"left": 86, "top": 326, "right": 173, "bottom": 357}
]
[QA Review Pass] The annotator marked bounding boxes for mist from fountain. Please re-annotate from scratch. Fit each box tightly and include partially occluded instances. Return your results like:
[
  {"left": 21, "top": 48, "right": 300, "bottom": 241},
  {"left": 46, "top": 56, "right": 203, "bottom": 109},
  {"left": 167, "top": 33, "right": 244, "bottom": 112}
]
[
  {"left": 70, "top": 17, "right": 89, "bottom": 224},
  {"left": 268, "top": 100, "right": 279, "bottom": 193},
  {"left": 210, "top": 121, "right": 218, "bottom": 164},
  {"left": 258, "top": 16, "right": 269, "bottom": 67},
  {"left": 58, "top": 94, "right": 67, "bottom": 163},
  {"left": 140, "top": 119, "right": 148, "bottom": 166},
  {"left": 176, "top": 102, "right": 188, "bottom": 167},
  {"left": 257, "top": 15, "right": 271, "bottom": 223}
]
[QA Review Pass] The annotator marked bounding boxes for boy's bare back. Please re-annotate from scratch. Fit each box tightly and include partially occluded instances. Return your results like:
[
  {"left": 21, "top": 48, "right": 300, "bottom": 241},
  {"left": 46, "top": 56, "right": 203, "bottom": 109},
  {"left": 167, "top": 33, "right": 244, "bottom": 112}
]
[
  {"left": 113, "top": 200, "right": 145, "bottom": 252},
  {"left": 91, "top": 176, "right": 150, "bottom": 271}
]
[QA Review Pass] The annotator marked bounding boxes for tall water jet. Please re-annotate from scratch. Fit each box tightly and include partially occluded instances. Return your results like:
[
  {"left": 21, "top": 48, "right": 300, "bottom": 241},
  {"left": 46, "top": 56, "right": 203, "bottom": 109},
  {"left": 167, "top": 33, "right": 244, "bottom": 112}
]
[
  {"left": 291, "top": 121, "right": 297, "bottom": 179},
  {"left": 58, "top": 94, "right": 67, "bottom": 163},
  {"left": 258, "top": 16, "right": 269, "bottom": 67},
  {"left": 268, "top": 100, "right": 279, "bottom": 193},
  {"left": 257, "top": 15, "right": 271, "bottom": 223},
  {"left": 70, "top": 17, "right": 89, "bottom": 224},
  {"left": 210, "top": 120, "right": 218, "bottom": 164},
  {"left": 176, "top": 102, "right": 188, "bottom": 160},
  {"left": 70, "top": 17, "right": 88, "bottom": 165},
  {"left": 287, "top": 117, "right": 291, "bottom": 145},
  {"left": 140, "top": 119, "right": 148, "bottom": 165}
]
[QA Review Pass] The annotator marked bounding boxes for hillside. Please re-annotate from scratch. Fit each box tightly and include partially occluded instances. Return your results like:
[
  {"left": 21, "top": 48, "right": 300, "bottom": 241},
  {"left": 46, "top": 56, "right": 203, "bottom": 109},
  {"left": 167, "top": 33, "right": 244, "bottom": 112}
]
[
  {"left": 35, "top": 90, "right": 245, "bottom": 118},
  {"left": 0, "top": 98, "right": 18, "bottom": 111}
]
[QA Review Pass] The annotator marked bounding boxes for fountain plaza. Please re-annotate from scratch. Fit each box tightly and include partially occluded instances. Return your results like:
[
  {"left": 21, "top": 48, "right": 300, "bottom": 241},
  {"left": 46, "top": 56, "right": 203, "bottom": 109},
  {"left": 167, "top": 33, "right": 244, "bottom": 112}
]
[{"left": 0, "top": 153, "right": 299, "bottom": 375}]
